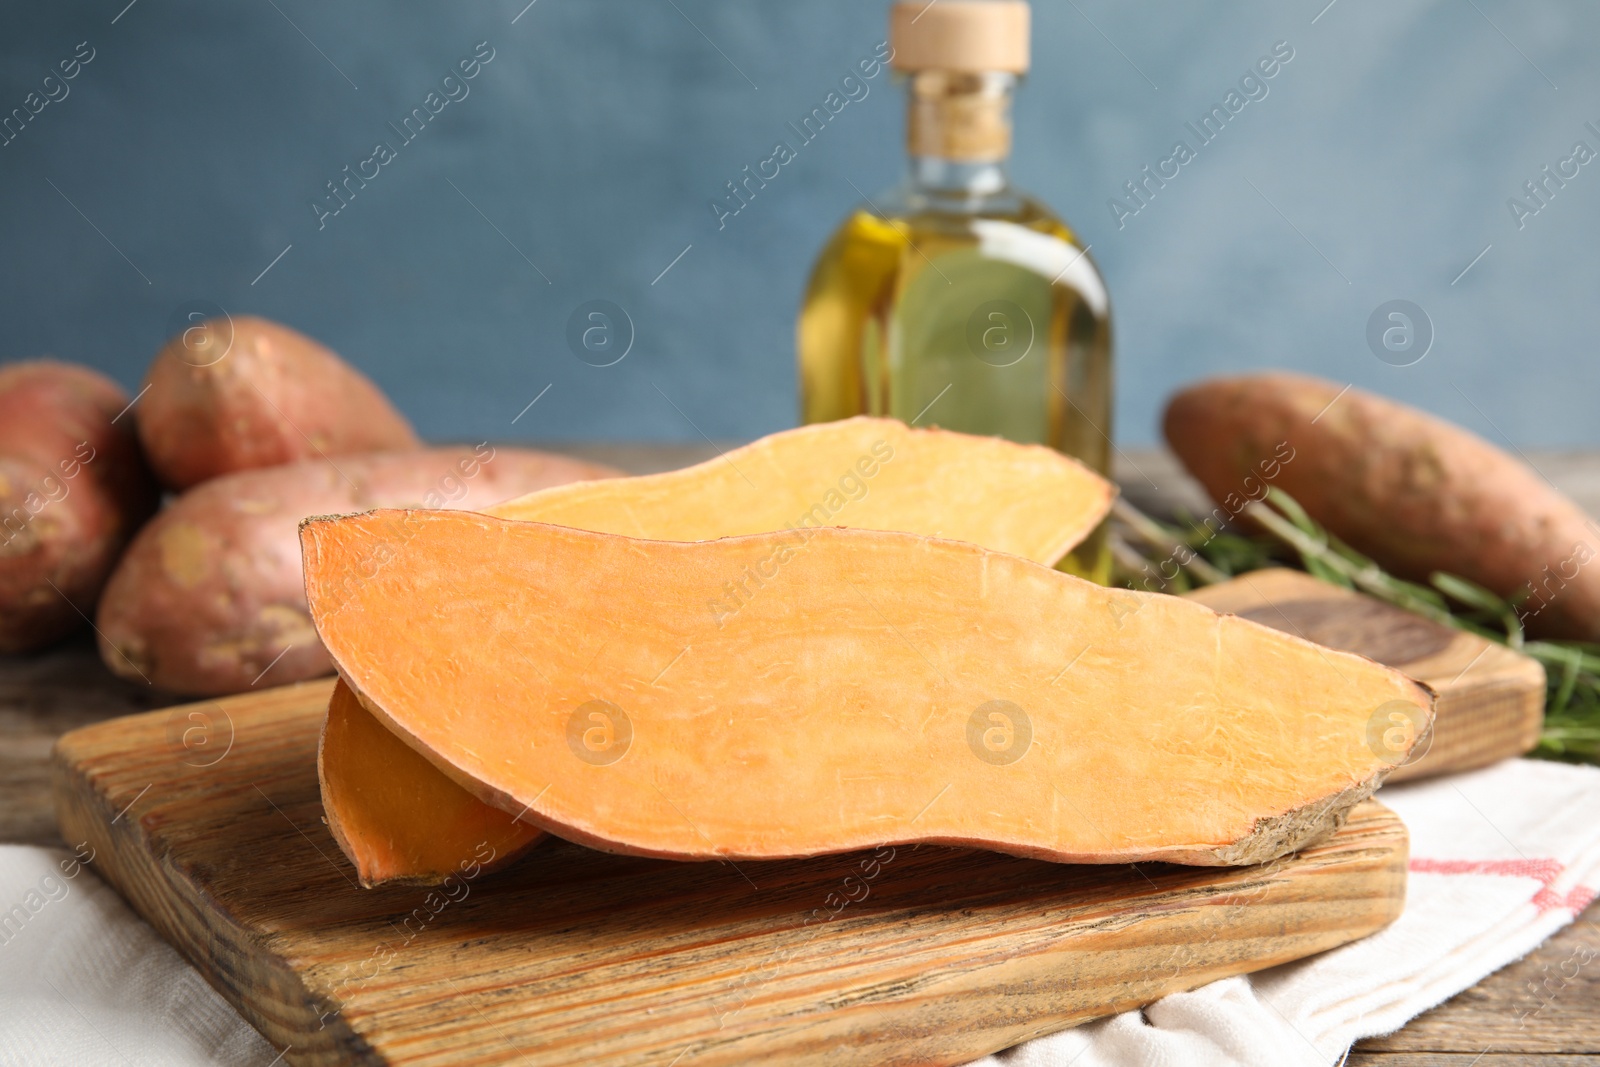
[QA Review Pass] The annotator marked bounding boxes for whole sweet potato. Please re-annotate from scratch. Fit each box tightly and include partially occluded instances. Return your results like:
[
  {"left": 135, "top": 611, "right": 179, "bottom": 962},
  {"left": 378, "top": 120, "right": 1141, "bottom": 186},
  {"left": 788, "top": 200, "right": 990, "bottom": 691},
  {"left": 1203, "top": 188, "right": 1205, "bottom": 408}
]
[
  {"left": 96, "top": 446, "right": 618, "bottom": 694},
  {"left": 137, "top": 315, "right": 420, "bottom": 490},
  {"left": 1164, "top": 372, "right": 1600, "bottom": 640},
  {"left": 0, "top": 361, "right": 159, "bottom": 652}
]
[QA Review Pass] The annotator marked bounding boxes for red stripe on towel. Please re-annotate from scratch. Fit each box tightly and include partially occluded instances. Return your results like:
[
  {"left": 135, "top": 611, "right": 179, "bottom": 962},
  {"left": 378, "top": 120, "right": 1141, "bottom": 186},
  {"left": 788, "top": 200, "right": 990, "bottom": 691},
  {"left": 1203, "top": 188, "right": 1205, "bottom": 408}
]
[{"left": 1409, "top": 857, "right": 1596, "bottom": 914}]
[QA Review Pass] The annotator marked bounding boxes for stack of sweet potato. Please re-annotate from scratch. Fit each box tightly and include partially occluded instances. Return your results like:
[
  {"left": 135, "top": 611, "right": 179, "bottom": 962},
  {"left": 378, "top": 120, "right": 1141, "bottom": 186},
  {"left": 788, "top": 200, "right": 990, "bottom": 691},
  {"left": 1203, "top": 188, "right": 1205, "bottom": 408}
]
[
  {"left": 299, "top": 417, "right": 1429, "bottom": 887},
  {"left": 0, "top": 317, "right": 617, "bottom": 691}
]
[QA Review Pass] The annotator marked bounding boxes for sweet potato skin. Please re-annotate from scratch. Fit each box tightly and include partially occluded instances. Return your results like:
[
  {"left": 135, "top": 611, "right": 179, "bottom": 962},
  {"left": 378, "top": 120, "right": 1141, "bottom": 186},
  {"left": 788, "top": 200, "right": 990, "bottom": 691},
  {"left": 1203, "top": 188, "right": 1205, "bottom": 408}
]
[
  {"left": 0, "top": 361, "right": 159, "bottom": 652},
  {"left": 96, "top": 446, "right": 618, "bottom": 694},
  {"left": 1164, "top": 373, "right": 1600, "bottom": 639},
  {"left": 137, "top": 316, "right": 420, "bottom": 490}
]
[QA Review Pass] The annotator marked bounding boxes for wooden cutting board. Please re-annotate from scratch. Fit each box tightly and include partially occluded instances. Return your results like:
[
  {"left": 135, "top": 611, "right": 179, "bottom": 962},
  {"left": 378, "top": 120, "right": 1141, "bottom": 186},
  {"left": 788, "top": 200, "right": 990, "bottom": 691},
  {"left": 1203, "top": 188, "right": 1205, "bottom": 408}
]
[
  {"left": 1185, "top": 569, "right": 1546, "bottom": 782},
  {"left": 54, "top": 680, "right": 1407, "bottom": 1067}
]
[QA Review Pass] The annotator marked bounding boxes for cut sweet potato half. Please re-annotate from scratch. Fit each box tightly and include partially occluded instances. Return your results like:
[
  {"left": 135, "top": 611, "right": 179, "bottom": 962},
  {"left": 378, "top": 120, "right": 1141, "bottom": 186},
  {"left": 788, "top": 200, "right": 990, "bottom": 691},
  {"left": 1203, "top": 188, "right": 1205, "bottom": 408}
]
[
  {"left": 304, "top": 511, "right": 1432, "bottom": 867},
  {"left": 318, "top": 418, "right": 1115, "bottom": 885},
  {"left": 488, "top": 416, "right": 1113, "bottom": 561},
  {"left": 320, "top": 678, "right": 542, "bottom": 886}
]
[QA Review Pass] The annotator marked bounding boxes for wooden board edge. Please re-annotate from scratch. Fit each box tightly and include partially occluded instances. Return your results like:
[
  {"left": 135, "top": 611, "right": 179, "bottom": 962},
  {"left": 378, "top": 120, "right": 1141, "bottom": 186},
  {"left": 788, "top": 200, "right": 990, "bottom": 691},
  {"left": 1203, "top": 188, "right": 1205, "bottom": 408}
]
[
  {"left": 1385, "top": 674, "right": 1546, "bottom": 784},
  {"left": 50, "top": 701, "right": 369, "bottom": 1067}
]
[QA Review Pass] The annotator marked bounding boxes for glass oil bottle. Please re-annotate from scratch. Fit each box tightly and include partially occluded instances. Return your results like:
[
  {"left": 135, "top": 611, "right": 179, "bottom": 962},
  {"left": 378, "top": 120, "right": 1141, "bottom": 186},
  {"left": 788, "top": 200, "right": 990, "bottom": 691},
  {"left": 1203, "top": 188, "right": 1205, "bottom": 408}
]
[{"left": 798, "top": 0, "right": 1114, "bottom": 581}]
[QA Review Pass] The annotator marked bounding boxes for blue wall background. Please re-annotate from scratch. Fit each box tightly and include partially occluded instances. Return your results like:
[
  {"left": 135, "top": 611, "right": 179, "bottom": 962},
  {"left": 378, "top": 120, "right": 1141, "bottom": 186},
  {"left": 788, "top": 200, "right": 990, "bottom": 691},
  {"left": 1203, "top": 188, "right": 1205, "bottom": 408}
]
[{"left": 1, "top": 1, "right": 1595, "bottom": 446}]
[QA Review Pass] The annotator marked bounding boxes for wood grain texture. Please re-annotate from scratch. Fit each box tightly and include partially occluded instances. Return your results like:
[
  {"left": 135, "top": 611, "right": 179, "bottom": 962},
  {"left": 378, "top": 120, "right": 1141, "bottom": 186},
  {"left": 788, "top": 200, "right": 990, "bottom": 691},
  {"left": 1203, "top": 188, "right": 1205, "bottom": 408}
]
[
  {"left": 1186, "top": 568, "right": 1546, "bottom": 783},
  {"left": 54, "top": 682, "right": 1408, "bottom": 1067}
]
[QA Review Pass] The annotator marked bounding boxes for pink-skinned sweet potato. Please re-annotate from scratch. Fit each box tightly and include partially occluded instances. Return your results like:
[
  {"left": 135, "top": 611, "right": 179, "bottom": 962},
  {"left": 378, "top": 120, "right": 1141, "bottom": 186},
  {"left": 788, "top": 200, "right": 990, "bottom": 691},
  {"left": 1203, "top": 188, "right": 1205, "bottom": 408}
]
[
  {"left": 95, "top": 446, "right": 618, "bottom": 694},
  {"left": 1164, "top": 372, "right": 1600, "bottom": 640},
  {"left": 0, "top": 361, "right": 159, "bottom": 652},
  {"left": 137, "top": 316, "right": 419, "bottom": 490}
]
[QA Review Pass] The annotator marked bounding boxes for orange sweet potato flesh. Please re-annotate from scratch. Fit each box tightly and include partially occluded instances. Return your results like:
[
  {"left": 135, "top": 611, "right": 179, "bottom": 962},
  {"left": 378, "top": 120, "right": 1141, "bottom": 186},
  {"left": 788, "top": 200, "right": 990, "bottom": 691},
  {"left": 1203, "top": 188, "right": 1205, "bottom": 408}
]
[
  {"left": 320, "top": 678, "right": 542, "bottom": 885},
  {"left": 318, "top": 417, "right": 1116, "bottom": 884},
  {"left": 490, "top": 416, "right": 1114, "bottom": 563},
  {"left": 1164, "top": 373, "right": 1600, "bottom": 640},
  {"left": 304, "top": 511, "right": 1432, "bottom": 867}
]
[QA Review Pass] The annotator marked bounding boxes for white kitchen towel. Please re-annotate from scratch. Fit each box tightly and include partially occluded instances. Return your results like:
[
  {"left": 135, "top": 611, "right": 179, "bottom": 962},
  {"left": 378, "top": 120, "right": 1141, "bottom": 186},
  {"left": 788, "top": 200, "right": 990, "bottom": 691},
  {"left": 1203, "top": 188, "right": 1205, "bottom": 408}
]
[
  {"left": 969, "top": 757, "right": 1600, "bottom": 1067},
  {"left": 0, "top": 843, "right": 278, "bottom": 1066},
  {"left": 1, "top": 758, "right": 1596, "bottom": 1067}
]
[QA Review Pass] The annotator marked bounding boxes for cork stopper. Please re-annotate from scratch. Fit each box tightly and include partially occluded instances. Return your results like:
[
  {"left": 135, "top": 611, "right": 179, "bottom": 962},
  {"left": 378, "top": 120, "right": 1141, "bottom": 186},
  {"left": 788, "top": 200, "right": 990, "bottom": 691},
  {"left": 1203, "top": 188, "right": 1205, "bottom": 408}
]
[{"left": 890, "top": 1, "right": 1031, "bottom": 74}]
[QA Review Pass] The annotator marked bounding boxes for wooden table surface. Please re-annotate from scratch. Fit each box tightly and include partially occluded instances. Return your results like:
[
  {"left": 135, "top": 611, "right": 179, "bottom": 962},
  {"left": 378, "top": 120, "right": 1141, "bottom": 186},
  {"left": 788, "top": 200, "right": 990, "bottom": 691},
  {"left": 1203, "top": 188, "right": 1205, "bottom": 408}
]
[{"left": 5, "top": 444, "right": 1598, "bottom": 1066}]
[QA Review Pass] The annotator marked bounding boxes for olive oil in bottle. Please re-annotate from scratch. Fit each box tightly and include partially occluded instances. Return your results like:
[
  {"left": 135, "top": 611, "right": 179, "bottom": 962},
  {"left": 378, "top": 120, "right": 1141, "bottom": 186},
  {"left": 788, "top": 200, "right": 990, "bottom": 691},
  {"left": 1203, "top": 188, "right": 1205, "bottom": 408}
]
[{"left": 798, "top": 0, "right": 1114, "bottom": 581}]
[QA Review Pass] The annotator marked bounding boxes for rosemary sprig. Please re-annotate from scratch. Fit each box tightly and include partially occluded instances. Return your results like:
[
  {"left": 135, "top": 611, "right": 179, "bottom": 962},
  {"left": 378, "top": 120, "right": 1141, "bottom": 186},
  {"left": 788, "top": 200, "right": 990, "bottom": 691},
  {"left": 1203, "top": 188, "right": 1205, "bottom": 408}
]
[
  {"left": 1109, "top": 489, "right": 1600, "bottom": 765},
  {"left": 1110, "top": 498, "right": 1229, "bottom": 587}
]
